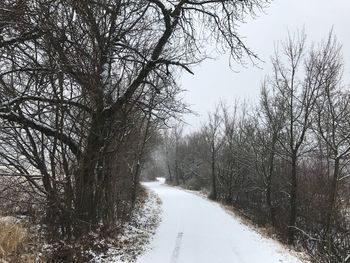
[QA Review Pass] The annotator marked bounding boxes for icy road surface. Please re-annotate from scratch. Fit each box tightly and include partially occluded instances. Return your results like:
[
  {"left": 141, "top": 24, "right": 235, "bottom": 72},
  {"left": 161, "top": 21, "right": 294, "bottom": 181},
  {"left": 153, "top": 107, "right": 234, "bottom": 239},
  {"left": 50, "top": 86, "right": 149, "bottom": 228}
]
[{"left": 137, "top": 178, "right": 305, "bottom": 263}]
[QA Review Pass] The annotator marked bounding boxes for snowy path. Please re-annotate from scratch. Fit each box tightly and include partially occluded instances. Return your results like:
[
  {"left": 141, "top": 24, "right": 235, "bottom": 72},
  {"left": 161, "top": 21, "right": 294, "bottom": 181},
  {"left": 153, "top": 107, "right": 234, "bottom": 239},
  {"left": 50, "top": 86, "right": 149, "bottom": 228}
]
[{"left": 137, "top": 179, "right": 305, "bottom": 263}]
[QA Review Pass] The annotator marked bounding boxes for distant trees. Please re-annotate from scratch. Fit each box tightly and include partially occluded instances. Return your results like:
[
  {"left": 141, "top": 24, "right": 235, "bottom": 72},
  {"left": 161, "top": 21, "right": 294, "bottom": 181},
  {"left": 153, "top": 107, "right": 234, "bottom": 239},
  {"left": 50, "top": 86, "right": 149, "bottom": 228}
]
[
  {"left": 312, "top": 38, "right": 350, "bottom": 257},
  {"left": 204, "top": 107, "right": 224, "bottom": 200},
  {"left": 252, "top": 88, "right": 284, "bottom": 226},
  {"left": 161, "top": 32, "right": 350, "bottom": 262},
  {"left": 267, "top": 31, "right": 341, "bottom": 244},
  {"left": 0, "top": 0, "right": 269, "bottom": 238}
]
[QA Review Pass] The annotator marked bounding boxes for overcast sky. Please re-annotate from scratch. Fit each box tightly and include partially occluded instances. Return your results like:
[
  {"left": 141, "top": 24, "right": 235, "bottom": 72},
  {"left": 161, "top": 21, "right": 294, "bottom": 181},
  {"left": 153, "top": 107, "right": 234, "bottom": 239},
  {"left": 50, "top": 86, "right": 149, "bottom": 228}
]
[{"left": 180, "top": 0, "right": 350, "bottom": 133}]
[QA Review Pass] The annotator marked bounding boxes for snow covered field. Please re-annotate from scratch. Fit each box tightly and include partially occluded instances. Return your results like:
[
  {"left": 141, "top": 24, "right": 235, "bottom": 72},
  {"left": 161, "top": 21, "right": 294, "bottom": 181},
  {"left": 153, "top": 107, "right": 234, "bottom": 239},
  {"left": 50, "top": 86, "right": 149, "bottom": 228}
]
[{"left": 137, "top": 178, "right": 306, "bottom": 263}]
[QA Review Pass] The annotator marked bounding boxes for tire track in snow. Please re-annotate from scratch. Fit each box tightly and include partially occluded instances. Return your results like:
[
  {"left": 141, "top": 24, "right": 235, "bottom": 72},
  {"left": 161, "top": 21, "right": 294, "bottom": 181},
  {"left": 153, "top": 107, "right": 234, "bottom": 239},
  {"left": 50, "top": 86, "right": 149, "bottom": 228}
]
[
  {"left": 139, "top": 180, "right": 305, "bottom": 263},
  {"left": 232, "top": 245, "right": 246, "bottom": 263},
  {"left": 170, "top": 231, "right": 183, "bottom": 263}
]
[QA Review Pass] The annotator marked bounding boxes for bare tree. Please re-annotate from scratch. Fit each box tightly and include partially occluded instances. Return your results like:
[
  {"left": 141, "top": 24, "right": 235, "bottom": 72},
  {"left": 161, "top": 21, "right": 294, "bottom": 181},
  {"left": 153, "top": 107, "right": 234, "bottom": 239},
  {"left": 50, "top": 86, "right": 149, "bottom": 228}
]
[
  {"left": 250, "top": 86, "right": 286, "bottom": 226},
  {"left": 0, "top": 0, "right": 269, "bottom": 236},
  {"left": 267, "top": 31, "right": 341, "bottom": 244},
  {"left": 312, "top": 37, "right": 350, "bottom": 251},
  {"left": 156, "top": 31, "right": 350, "bottom": 262},
  {"left": 203, "top": 106, "right": 224, "bottom": 200}
]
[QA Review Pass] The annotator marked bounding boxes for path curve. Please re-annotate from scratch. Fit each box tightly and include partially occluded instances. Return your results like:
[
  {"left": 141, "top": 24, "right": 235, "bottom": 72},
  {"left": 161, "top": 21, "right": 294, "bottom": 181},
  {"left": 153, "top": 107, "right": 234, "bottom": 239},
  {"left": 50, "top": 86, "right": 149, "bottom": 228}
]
[{"left": 137, "top": 179, "right": 305, "bottom": 263}]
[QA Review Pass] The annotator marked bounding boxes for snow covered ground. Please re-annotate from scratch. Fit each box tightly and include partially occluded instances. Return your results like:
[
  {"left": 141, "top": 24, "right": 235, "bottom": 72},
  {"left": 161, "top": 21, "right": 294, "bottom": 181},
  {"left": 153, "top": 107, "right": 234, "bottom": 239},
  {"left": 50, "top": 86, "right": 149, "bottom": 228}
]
[
  {"left": 136, "top": 178, "right": 307, "bottom": 263},
  {"left": 92, "top": 190, "right": 161, "bottom": 262}
]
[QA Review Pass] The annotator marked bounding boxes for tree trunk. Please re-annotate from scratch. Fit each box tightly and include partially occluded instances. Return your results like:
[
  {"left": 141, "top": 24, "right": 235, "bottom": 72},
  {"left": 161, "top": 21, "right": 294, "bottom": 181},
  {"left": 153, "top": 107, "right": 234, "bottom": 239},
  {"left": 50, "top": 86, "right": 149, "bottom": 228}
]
[
  {"left": 325, "top": 157, "right": 340, "bottom": 247},
  {"left": 266, "top": 139, "right": 276, "bottom": 226},
  {"left": 209, "top": 148, "right": 217, "bottom": 200},
  {"left": 175, "top": 145, "right": 180, "bottom": 185},
  {"left": 288, "top": 151, "right": 298, "bottom": 245},
  {"left": 165, "top": 146, "right": 173, "bottom": 183},
  {"left": 167, "top": 163, "right": 173, "bottom": 182},
  {"left": 266, "top": 178, "right": 275, "bottom": 226},
  {"left": 132, "top": 160, "right": 141, "bottom": 205},
  {"left": 75, "top": 113, "right": 106, "bottom": 233}
]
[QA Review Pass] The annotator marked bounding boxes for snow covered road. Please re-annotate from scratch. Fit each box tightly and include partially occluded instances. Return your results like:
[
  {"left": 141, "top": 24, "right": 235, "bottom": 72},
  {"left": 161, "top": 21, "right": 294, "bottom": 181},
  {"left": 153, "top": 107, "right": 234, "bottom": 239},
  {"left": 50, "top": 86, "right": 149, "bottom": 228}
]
[{"left": 137, "top": 179, "right": 305, "bottom": 263}]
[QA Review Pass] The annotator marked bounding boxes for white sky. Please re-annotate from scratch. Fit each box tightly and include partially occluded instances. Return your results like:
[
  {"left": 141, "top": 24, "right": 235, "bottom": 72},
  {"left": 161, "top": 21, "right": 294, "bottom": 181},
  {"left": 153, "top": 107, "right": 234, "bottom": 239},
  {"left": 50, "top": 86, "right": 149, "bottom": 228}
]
[{"left": 180, "top": 0, "right": 350, "bottom": 133}]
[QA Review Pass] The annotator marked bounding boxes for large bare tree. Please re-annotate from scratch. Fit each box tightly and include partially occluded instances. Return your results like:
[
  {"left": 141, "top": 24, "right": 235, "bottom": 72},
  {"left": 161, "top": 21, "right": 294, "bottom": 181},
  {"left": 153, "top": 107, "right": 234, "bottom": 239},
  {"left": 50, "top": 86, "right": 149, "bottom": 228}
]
[
  {"left": 0, "top": 0, "right": 269, "bottom": 236},
  {"left": 267, "top": 31, "right": 346, "bottom": 244}
]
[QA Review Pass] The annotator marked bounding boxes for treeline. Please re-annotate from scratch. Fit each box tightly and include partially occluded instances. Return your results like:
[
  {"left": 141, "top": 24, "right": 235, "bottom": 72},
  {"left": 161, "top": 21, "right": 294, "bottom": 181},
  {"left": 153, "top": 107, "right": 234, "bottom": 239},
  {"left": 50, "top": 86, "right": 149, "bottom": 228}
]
[
  {"left": 0, "top": 0, "right": 268, "bottom": 241},
  {"left": 0, "top": 0, "right": 183, "bottom": 238},
  {"left": 157, "top": 33, "right": 350, "bottom": 262}
]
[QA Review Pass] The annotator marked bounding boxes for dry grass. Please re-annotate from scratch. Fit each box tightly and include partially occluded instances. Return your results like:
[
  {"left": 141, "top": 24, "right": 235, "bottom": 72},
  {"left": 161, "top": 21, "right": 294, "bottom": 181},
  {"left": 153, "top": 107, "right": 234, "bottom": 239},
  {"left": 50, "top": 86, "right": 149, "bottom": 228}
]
[
  {"left": 0, "top": 217, "right": 46, "bottom": 263},
  {"left": 0, "top": 218, "right": 27, "bottom": 259}
]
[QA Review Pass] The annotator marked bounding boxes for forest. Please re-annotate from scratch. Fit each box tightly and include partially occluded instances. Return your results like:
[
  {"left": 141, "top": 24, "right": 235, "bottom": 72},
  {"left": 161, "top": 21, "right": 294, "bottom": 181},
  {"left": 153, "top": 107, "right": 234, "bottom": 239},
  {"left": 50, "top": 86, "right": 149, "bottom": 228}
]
[
  {"left": 0, "top": 0, "right": 349, "bottom": 262},
  {"left": 150, "top": 32, "right": 350, "bottom": 263}
]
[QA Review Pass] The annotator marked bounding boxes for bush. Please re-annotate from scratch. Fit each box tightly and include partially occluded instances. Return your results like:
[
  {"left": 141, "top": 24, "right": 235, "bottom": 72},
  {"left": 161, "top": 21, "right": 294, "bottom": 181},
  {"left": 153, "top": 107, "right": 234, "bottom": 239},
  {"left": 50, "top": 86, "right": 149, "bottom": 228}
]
[{"left": 0, "top": 217, "right": 27, "bottom": 258}]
